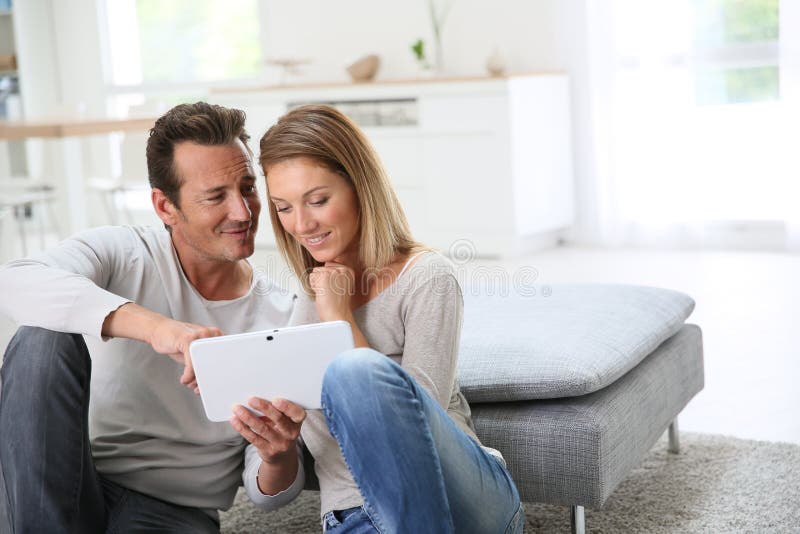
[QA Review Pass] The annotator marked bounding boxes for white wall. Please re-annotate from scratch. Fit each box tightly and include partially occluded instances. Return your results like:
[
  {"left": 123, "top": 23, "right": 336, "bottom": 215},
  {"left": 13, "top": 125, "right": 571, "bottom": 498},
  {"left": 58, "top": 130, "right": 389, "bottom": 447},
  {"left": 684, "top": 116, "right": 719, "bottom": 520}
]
[
  {"left": 14, "top": 0, "right": 106, "bottom": 119},
  {"left": 262, "top": 0, "right": 599, "bottom": 243},
  {"left": 263, "top": 0, "right": 577, "bottom": 81}
]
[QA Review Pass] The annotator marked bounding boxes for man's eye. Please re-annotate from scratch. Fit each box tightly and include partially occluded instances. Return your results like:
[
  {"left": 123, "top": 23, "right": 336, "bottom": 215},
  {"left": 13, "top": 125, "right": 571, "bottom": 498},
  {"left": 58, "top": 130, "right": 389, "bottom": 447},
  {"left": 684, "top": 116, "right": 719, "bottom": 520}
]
[
  {"left": 243, "top": 185, "right": 257, "bottom": 194},
  {"left": 209, "top": 194, "right": 224, "bottom": 201}
]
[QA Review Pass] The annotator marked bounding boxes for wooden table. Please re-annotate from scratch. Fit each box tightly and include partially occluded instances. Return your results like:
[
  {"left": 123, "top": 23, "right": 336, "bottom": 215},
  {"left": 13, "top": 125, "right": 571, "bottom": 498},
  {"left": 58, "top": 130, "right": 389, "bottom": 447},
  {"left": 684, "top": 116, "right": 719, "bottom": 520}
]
[
  {"left": 0, "top": 117, "right": 157, "bottom": 141},
  {"left": 0, "top": 116, "right": 157, "bottom": 233}
]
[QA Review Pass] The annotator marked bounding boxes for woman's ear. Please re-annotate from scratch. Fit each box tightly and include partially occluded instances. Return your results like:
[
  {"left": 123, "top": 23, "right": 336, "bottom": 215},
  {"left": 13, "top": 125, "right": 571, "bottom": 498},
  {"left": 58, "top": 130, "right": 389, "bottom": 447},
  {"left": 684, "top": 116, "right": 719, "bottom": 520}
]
[{"left": 152, "top": 188, "right": 180, "bottom": 227}]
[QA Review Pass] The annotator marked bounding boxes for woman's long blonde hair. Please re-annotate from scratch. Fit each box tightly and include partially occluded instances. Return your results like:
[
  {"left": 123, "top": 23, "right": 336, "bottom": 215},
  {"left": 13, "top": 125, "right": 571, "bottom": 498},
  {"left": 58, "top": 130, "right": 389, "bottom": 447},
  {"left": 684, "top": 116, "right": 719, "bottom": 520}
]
[{"left": 259, "top": 105, "right": 426, "bottom": 295}]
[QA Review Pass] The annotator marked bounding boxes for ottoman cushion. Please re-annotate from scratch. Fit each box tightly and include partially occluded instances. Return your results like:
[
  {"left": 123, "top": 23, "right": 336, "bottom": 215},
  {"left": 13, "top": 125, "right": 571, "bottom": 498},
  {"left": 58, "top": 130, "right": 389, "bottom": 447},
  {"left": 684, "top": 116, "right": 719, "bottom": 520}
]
[
  {"left": 470, "top": 324, "right": 704, "bottom": 507},
  {"left": 457, "top": 284, "right": 695, "bottom": 402}
]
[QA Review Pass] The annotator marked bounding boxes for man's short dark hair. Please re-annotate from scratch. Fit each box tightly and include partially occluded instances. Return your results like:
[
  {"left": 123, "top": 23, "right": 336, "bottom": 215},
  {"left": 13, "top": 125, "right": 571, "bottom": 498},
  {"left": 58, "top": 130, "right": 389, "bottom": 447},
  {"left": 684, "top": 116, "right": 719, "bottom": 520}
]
[{"left": 146, "top": 102, "right": 251, "bottom": 208}]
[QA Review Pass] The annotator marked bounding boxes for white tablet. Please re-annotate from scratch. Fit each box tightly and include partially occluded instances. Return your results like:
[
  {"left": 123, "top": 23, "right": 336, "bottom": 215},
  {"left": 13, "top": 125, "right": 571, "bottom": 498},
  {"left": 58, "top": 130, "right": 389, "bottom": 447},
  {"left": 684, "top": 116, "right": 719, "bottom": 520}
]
[{"left": 189, "top": 321, "right": 354, "bottom": 421}]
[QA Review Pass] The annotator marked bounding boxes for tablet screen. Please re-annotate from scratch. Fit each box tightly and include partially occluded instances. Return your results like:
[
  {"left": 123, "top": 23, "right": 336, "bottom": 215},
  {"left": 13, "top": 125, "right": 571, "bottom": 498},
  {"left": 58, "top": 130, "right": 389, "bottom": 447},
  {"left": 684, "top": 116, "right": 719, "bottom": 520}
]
[{"left": 190, "top": 321, "right": 354, "bottom": 421}]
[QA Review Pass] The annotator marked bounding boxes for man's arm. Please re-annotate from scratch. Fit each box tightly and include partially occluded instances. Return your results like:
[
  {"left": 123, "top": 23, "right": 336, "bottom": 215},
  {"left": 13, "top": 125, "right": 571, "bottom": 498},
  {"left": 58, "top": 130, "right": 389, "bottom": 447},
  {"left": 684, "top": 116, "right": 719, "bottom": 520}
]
[
  {"left": 0, "top": 256, "right": 131, "bottom": 339},
  {"left": 0, "top": 227, "right": 219, "bottom": 388},
  {"left": 0, "top": 227, "right": 145, "bottom": 337},
  {"left": 102, "top": 303, "right": 222, "bottom": 389}
]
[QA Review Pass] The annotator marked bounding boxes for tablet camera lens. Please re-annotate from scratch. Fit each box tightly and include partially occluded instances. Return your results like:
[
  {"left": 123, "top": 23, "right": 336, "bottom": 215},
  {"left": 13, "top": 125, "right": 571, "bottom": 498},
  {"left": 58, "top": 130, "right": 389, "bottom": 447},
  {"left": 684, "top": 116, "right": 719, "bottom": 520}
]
[{"left": 266, "top": 336, "right": 274, "bottom": 341}]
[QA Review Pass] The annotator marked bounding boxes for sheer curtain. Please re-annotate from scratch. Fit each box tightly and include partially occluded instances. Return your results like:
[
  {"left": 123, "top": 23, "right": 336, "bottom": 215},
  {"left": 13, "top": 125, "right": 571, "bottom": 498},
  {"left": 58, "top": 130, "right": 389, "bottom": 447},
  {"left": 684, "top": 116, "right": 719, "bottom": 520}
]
[{"left": 586, "top": 0, "right": 799, "bottom": 251}]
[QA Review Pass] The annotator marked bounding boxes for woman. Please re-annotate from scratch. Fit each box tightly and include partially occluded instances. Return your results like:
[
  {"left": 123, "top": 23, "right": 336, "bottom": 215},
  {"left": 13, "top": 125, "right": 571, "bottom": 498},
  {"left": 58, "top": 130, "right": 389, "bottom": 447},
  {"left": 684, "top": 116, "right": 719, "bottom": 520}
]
[{"left": 229, "top": 105, "right": 524, "bottom": 533}]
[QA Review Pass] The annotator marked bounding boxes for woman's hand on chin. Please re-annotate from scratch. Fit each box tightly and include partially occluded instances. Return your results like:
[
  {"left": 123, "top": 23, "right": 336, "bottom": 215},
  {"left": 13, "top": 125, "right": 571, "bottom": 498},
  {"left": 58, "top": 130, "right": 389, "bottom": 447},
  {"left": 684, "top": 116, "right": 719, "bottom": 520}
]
[{"left": 310, "top": 262, "right": 356, "bottom": 322}]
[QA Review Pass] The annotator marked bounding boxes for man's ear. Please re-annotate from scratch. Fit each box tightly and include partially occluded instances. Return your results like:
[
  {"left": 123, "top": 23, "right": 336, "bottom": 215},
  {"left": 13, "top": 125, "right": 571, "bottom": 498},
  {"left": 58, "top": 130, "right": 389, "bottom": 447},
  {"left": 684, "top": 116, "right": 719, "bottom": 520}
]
[{"left": 152, "top": 188, "right": 180, "bottom": 227}]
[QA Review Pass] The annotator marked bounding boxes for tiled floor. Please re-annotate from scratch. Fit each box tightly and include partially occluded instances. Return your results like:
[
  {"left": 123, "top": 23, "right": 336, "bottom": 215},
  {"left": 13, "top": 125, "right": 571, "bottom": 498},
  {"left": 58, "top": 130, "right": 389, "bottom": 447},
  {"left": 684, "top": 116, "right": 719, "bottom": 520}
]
[{"left": 2, "top": 243, "right": 798, "bottom": 445}]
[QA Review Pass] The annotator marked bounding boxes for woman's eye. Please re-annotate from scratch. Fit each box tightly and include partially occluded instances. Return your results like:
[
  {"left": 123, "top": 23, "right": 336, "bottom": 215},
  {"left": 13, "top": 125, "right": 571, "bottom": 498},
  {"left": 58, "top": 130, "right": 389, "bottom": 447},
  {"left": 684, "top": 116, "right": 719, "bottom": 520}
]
[
  {"left": 309, "top": 197, "right": 329, "bottom": 207},
  {"left": 275, "top": 205, "right": 291, "bottom": 213}
]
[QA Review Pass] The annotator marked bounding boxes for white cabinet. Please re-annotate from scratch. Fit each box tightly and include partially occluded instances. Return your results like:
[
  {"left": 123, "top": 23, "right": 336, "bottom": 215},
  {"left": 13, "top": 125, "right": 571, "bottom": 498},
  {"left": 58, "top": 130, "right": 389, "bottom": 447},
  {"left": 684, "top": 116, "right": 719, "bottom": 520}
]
[{"left": 211, "top": 74, "right": 574, "bottom": 257}]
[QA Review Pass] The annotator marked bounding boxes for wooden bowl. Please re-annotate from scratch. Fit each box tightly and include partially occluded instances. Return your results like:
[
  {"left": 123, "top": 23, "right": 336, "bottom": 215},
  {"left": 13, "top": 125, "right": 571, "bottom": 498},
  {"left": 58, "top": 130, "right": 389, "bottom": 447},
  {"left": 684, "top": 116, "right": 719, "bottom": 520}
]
[{"left": 346, "top": 54, "right": 380, "bottom": 83}]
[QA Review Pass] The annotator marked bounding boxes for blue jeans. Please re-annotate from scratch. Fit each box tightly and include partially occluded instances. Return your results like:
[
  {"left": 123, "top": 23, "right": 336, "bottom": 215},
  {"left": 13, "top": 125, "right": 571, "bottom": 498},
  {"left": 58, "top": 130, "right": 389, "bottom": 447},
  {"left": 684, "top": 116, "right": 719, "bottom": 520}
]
[
  {"left": 0, "top": 327, "right": 219, "bottom": 533},
  {"left": 321, "top": 348, "right": 525, "bottom": 534}
]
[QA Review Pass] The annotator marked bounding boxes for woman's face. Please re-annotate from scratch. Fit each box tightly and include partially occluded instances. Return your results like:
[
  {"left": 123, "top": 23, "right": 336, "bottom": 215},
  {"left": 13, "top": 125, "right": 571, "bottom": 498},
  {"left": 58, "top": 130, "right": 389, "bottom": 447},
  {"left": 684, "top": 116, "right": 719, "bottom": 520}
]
[{"left": 266, "top": 156, "right": 360, "bottom": 265}]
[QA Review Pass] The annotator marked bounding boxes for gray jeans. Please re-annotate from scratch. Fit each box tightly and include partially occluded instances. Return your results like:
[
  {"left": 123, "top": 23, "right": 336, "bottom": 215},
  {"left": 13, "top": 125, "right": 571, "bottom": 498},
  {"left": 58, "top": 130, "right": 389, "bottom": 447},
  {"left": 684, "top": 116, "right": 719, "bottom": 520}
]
[{"left": 0, "top": 327, "right": 219, "bottom": 534}]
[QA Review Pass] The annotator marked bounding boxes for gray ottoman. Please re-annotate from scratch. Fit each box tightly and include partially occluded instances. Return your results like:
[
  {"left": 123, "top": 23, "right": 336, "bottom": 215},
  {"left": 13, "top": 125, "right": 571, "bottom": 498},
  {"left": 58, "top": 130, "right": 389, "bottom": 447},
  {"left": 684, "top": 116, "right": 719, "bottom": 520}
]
[{"left": 459, "top": 285, "right": 703, "bottom": 533}]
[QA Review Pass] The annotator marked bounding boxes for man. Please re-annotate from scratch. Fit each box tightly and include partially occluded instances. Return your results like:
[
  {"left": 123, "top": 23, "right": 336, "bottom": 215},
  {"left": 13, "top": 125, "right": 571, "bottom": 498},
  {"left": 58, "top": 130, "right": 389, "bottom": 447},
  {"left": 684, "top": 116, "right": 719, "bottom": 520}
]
[{"left": 0, "top": 102, "right": 301, "bottom": 532}]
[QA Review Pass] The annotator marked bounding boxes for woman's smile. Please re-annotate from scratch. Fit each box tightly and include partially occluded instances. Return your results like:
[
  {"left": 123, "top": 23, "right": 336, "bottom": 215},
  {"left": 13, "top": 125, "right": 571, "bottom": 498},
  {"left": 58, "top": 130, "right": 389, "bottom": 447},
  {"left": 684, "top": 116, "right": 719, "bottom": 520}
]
[
  {"left": 266, "top": 156, "right": 360, "bottom": 265},
  {"left": 305, "top": 232, "right": 332, "bottom": 247}
]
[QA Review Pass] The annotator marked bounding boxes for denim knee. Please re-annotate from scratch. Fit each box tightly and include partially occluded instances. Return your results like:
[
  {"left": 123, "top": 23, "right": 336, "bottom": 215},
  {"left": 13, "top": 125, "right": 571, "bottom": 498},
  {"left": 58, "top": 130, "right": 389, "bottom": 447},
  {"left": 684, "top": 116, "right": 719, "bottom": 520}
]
[
  {"left": 322, "top": 348, "right": 394, "bottom": 402},
  {"left": 2, "top": 326, "right": 89, "bottom": 384}
]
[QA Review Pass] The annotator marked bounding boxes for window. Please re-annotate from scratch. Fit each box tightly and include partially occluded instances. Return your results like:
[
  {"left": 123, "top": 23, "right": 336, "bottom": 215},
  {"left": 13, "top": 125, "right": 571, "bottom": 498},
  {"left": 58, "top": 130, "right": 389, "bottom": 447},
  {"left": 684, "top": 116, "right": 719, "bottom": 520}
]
[
  {"left": 693, "top": 0, "right": 779, "bottom": 105},
  {"left": 98, "top": 0, "right": 264, "bottom": 214},
  {"left": 593, "top": 0, "right": 796, "bottom": 246},
  {"left": 103, "top": 0, "right": 262, "bottom": 89}
]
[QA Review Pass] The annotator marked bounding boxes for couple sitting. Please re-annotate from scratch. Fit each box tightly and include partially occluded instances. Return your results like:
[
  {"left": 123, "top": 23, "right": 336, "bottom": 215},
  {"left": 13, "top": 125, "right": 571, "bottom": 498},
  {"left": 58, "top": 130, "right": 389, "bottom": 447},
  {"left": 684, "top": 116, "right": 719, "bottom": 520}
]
[{"left": 0, "top": 103, "right": 524, "bottom": 533}]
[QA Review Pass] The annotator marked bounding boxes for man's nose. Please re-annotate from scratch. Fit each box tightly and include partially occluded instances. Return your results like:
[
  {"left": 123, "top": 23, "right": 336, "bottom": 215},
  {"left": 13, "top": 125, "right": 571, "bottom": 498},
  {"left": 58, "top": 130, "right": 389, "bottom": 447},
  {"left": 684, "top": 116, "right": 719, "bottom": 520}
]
[{"left": 228, "top": 193, "right": 252, "bottom": 222}]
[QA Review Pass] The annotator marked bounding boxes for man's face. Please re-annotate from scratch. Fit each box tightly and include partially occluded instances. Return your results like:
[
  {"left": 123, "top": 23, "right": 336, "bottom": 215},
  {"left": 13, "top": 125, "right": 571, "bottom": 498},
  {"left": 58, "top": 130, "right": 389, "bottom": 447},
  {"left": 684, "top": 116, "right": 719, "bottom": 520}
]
[{"left": 167, "top": 140, "right": 261, "bottom": 264}]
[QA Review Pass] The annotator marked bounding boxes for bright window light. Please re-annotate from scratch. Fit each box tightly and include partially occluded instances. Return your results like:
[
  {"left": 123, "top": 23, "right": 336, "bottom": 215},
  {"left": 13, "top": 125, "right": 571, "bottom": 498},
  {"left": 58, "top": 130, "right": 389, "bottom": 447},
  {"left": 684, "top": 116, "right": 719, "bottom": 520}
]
[
  {"left": 104, "top": 0, "right": 262, "bottom": 87},
  {"left": 607, "top": 0, "right": 793, "bottom": 226}
]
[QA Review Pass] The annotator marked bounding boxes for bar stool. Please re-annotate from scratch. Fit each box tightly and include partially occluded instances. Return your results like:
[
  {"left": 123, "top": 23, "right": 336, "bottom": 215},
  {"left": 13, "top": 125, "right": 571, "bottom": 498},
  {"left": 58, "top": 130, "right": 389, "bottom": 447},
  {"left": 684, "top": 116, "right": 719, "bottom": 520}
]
[
  {"left": 0, "top": 179, "right": 59, "bottom": 256},
  {"left": 87, "top": 131, "right": 149, "bottom": 225}
]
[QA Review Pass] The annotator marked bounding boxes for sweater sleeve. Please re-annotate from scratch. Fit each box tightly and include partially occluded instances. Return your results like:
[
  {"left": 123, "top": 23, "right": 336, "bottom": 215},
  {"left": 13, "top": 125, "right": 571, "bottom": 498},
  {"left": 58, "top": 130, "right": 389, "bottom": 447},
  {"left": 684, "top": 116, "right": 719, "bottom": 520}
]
[
  {"left": 0, "top": 226, "right": 135, "bottom": 339},
  {"left": 242, "top": 442, "right": 305, "bottom": 511},
  {"left": 399, "top": 271, "right": 464, "bottom": 408}
]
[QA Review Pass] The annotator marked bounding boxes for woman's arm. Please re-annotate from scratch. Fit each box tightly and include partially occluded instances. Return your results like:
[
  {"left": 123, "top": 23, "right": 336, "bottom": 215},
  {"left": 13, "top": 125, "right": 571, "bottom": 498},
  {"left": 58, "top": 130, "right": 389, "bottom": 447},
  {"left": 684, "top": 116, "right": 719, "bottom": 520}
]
[
  {"left": 242, "top": 442, "right": 305, "bottom": 510},
  {"left": 307, "top": 263, "right": 370, "bottom": 348},
  {"left": 307, "top": 256, "right": 464, "bottom": 407},
  {"left": 230, "top": 397, "right": 306, "bottom": 500}
]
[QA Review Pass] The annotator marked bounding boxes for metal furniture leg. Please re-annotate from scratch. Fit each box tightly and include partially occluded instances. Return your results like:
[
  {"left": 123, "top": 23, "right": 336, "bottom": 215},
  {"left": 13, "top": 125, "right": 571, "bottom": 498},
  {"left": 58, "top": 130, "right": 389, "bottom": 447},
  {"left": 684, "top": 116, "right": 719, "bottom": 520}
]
[
  {"left": 668, "top": 418, "right": 680, "bottom": 454},
  {"left": 13, "top": 204, "right": 27, "bottom": 256},
  {"left": 571, "top": 505, "right": 585, "bottom": 534},
  {"left": 567, "top": 416, "right": 678, "bottom": 534}
]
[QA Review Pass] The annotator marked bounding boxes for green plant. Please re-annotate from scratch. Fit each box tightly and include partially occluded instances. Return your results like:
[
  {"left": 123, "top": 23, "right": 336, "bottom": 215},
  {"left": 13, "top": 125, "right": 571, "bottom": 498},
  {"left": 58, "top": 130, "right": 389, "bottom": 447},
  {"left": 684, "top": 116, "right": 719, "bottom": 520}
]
[
  {"left": 411, "top": 0, "right": 454, "bottom": 73},
  {"left": 411, "top": 38, "right": 430, "bottom": 69}
]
